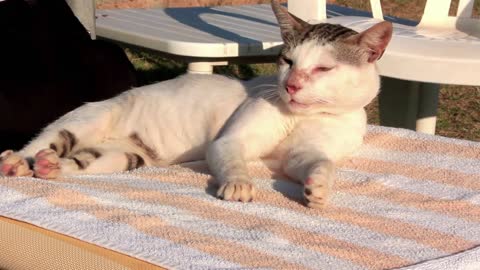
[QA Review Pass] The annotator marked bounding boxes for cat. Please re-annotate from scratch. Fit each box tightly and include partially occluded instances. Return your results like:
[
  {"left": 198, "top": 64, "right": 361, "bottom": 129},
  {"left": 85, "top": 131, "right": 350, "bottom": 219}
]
[{"left": 0, "top": 1, "right": 392, "bottom": 208}]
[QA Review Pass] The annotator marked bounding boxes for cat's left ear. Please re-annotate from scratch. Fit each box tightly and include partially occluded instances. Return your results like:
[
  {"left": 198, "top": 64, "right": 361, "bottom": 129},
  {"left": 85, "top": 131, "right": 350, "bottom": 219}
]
[
  {"left": 346, "top": 21, "right": 393, "bottom": 63},
  {"left": 271, "top": 0, "right": 310, "bottom": 42}
]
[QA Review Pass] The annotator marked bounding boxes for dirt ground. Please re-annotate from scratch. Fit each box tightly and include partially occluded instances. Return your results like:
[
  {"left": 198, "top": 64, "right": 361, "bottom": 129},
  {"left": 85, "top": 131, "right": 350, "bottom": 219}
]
[
  {"left": 96, "top": 0, "right": 478, "bottom": 20},
  {"left": 96, "top": 0, "right": 285, "bottom": 9}
]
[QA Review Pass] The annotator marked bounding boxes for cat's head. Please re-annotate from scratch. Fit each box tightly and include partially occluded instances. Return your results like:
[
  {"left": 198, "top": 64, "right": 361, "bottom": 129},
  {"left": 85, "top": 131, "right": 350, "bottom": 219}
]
[{"left": 271, "top": 1, "right": 392, "bottom": 115}]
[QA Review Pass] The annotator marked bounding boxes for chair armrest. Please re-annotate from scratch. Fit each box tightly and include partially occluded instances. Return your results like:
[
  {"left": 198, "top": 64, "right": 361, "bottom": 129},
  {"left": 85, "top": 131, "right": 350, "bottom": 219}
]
[
  {"left": 369, "top": 0, "right": 384, "bottom": 20},
  {"left": 287, "top": 0, "right": 327, "bottom": 21}
]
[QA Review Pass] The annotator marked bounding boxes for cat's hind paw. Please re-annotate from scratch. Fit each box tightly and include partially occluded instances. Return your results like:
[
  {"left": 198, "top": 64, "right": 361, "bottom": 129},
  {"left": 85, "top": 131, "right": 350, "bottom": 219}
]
[
  {"left": 34, "top": 149, "right": 61, "bottom": 179},
  {"left": 0, "top": 150, "right": 34, "bottom": 177},
  {"left": 217, "top": 180, "right": 256, "bottom": 202}
]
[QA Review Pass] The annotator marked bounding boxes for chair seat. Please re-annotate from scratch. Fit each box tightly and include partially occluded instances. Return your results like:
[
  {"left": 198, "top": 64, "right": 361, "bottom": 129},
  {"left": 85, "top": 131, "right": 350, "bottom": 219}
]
[
  {"left": 95, "top": 4, "right": 282, "bottom": 58},
  {"left": 326, "top": 16, "right": 480, "bottom": 86},
  {"left": 96, "top": 4, "right": 479, "bottom": 85},
  {"left": 95, "top": 4, "right": 412, "bottom": 59}
]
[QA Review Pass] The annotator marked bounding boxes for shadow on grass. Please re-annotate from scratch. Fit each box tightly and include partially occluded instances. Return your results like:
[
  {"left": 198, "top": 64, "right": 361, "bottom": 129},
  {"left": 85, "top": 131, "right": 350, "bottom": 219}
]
[
  {"left": 122, "top": 45, "right": 276, "bottom": 85},
  {"left": 123, "top": 46, "right": 187, "bottom": 86}
]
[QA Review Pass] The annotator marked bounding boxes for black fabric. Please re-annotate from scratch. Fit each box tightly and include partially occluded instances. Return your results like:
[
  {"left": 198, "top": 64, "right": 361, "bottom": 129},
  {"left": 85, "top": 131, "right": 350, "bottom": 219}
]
[{"left": 0, "top": 0, "right": 137, "bottom": 150}]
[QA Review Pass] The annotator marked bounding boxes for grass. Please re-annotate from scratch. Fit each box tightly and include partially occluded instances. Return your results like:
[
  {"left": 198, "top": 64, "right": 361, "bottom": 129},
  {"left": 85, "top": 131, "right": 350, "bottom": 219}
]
[{"left": 121, "top": 0, "right": 479, "bottom": 142}]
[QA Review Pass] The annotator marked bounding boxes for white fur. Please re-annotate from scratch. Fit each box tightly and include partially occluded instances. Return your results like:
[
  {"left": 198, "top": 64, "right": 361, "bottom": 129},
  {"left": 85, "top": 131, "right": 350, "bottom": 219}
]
[
  {"left": 20, "top": 75, "right": 246, "bottom": 162},
  {"left": 206, "top": 42, "right": 379, "bottom": 205},
  {"left": 4, "top": 34, "right": 382, "bottom": 208},
  {"left": 278, "top": 40, "right": 380, "bottom": 115}
]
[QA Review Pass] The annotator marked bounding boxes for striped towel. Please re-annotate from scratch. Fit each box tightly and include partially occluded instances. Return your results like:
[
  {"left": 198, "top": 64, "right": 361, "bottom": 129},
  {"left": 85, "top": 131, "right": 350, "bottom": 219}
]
[{"left": 0, "top": 125, "right": 479, "bottom": 269}]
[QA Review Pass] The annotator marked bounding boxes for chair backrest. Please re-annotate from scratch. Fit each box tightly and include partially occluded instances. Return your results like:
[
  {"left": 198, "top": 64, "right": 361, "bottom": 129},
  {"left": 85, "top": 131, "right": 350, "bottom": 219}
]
[
  {"left": 423, "top": 0, "right": 475, "bottom": 20},
  {"left": 287, "top": 0, "right": 327, "bottom": 21},
  {"left": 287, "top": 0, "right": 477, "bottom": 25},
  {"left": 420, "top": 0, "right": 480, "bottom": 35}
]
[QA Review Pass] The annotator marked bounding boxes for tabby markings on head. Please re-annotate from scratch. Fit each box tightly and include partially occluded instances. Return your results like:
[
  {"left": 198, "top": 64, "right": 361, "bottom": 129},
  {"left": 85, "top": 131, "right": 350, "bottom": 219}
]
[
  {"left": 280, "top": 23, "right": 368, "bottom": 66},
  {"left": 302, "top": 23, "right": 357, "bottom": 43}
]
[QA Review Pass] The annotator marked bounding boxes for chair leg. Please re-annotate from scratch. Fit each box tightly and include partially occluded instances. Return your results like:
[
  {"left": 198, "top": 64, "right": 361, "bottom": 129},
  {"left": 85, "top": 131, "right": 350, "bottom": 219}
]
[
  {"left": 65, "top": 0, "right": 96, "bottom": 39},
  {"left": 379, "top": 77, "right": 440, "bottom": 135},
  {"left": 379, "top": 77, "right": 419, "bottom": 131},
  {"left": 187, "top": 62, "right": 214, "bottom": 74},
  {"left": 416, "top": 82, "right": 440, "bottom": 134}
]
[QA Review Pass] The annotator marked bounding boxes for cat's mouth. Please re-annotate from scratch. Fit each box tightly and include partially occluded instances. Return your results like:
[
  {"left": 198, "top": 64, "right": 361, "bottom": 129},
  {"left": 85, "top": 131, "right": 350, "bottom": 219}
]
[{"left": 287, "top": 98, "right": 331, "bottom": 110}]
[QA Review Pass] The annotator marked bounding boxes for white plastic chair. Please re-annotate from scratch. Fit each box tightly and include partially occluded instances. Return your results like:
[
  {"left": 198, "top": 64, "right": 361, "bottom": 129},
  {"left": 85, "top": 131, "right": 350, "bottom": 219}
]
[
  {"left": 77, "top": 0, "right": 478, "bottom": 134},
  {"left": 289, "top": 0, "right": 480, "bottom": 134}
]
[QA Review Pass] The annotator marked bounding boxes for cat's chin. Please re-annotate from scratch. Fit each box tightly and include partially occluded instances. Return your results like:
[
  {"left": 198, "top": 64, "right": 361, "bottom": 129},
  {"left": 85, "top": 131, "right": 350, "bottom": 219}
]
[{"left": 285, "top": 100, "right": 317, "bottom": 114}]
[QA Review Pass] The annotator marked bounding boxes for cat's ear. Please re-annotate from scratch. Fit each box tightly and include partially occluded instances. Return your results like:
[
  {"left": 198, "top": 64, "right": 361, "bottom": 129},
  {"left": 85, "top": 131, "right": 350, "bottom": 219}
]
[
  {"left": 346, "top": 21, "right": 393, "bottom": 63},
  {"left": 271, "top": 0, "right": 310, "bottom": 42}
]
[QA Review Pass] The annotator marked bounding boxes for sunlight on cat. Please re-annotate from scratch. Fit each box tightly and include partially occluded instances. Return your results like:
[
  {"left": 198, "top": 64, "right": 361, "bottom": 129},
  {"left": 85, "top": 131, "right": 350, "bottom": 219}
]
[{"left": 0, "top": 0, "right": 392, "bottom": 209}]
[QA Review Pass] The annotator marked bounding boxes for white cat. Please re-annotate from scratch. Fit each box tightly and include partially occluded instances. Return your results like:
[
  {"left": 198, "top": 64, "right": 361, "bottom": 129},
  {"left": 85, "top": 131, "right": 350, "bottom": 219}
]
[{"left": 0, "top": 1, "right": 392, "bottom": 208}]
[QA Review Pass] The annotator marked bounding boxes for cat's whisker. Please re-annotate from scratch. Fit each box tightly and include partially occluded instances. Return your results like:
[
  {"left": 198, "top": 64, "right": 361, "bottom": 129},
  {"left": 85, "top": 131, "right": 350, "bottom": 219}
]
[
  {"left": 251, "top": 84, "right": 277, "bottom": 90},
  {"left": 300, "top": 95, "right": 333, "bottom": 105},
  {"left": 259, "top": 91, "right": 280, "bottom": 101},
  {"left": 272, "top": 96, "right": 282, "bottom": 104},
  {"left": 254, "top": 87, "right": 279, "bottom": 100},
  {"left": 262, "top": 94, "right": 275, "bottom": 100},
  {"left": 260, "top": 92, "right": 277, "bottom": 98},
  {"left": 266, "top": 96, "right": 279, "bottom": 102},
  {"left": 311, "top": 97, "right": 333, "bottom": 104}
]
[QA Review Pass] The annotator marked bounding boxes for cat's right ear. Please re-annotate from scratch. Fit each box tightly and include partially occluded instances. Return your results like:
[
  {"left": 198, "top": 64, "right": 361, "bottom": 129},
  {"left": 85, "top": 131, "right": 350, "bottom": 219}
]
[
  {"left": 345, "top": 21, "right": 393, "bottom": 63},
  {"left": 271, "top": 0, "right": 309, "bottom": 42}
]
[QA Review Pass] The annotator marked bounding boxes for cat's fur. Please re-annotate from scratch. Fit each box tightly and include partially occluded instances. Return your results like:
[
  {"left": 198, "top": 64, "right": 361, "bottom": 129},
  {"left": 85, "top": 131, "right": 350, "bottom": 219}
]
[{"left": 0, "top": 1, "right": 392, "bottom": 208}]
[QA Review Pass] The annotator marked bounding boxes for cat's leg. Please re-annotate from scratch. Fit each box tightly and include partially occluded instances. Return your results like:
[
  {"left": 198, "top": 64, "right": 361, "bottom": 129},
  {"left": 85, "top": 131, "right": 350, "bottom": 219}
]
[
  {"left": 208, "top": 141, "right": 256, "bottom": 202},
  {"left": 0, "top": 102, "right": 116, "bottom": 177},
  {"left": 33, "top": 146, "right": 147, "bottom": 179},
  {"left": 280, "top": 129, "right": 363, "bottom": 208},
  {"left": 282, "top": 153, "right": 335, "bottom": 209},
  {"left": 207, "top": 99, "right": 291, "bottom": 202},
  {"left": 1, "top": 129, "right": 87, "bottom": 177},
  {"left": 21, "top": 102, "right": 116, "bottom": 158}
]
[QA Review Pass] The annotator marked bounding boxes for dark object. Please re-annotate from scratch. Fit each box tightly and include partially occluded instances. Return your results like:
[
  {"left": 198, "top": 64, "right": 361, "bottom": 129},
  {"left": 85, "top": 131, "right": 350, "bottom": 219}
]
[{"left": 0, "top": 0, "right": 137, "bottom": 150}]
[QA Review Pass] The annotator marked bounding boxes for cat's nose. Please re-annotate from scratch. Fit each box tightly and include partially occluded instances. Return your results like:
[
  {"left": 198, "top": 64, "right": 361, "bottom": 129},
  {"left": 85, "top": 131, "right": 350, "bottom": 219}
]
[{"left": 286, "top": 84, "right": 302, "bottom": 94}]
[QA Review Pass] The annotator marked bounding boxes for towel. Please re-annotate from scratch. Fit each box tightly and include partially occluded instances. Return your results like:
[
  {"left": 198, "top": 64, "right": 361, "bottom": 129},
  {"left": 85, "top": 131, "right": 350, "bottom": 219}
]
[{"left": 0, "top": 125, "right": 479, "bottom": 270}]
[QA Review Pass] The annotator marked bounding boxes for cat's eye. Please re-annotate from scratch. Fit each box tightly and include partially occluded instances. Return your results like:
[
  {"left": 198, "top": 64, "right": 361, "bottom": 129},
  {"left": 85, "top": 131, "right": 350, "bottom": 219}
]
[
  {"left": 280, "top": 56, "right": 293, "bottom": 67},
  {"left": 312, "top": 66, "right": 334, "bottom": 73}
]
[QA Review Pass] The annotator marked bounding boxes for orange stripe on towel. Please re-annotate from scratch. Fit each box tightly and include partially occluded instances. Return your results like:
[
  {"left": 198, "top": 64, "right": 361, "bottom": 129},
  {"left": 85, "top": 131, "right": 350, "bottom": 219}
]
[
  {"left": 339, "top": 158, "right": 480, "bottom": 191},
  {"left": 336, "top": 179, "right": 480, "bottom": 223},
  {"left": 364, "top": 132, "right": 480, "bottom": 159},
  {"left": 134, "top": 171, "right": 474, "bottom": 256},
  {"left": 0, "top": 179, "right": 305, "bottom": 269},
  {"left": 252, "top": 188, "right": 474, "bottom": 255},
  {"left": 64, "top": 177, "right": 409, "bottom": 270}
]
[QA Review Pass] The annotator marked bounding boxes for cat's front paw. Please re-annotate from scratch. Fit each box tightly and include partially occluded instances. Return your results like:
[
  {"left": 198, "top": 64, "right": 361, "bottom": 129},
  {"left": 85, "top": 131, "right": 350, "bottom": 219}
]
[
  {"left": 304, "top": 177, "right": 330, "bottom": 209},
  {"left": 217, "top": 180, "right": 256, "bottom": 202},
  {"left": 303, "top": 161, "right": 335, "bottom": 208},
  {"left": 304, "top": 165, "right": 335, "bottom": 209},
  {"left": 0, "top": 150, "right": 33, "bottom": 177},
  {"left": 34, "top": 149, "right": 61, "bottom": 179}
]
